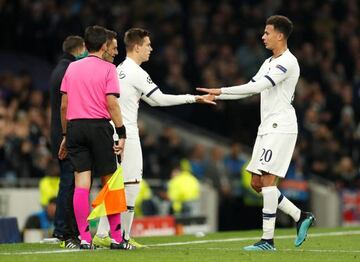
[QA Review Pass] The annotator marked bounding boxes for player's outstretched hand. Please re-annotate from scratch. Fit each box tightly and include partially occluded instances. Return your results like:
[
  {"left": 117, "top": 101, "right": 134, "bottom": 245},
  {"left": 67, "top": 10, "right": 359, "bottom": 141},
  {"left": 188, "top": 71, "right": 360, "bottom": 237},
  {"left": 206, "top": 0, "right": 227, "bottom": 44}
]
[
  {"left": 196, "top": 87, "right": 222, "bottom": 95},
  {"left": 195, "top": 94, "right": 216, "bottom": 105}
]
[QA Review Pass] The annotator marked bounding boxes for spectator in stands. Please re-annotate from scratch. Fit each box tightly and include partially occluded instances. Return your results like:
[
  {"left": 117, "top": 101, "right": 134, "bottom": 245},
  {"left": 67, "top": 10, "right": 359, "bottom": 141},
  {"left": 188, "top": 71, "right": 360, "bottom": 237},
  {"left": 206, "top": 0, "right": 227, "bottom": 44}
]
[
  {"left": 306, "top": 125, "right": 336, "bottom": 179},
  {"left": 205, "top": 146, "right": 234, "bottom": 231},
  {"left": 157, "top": 127, "right": 185, "bottom": 180},
  {"left": 205, "top": 146, "right": 231, "bottom": 198},
  {"left": 39, "top": 160, "right": 60, "bottom": 208},
  {"left": 139, "top": 120, "right": 160, "bottom": 179},
  {"left": 333, "top": 156, "right": 360, "bottom": 190},
  {"left": 223, "top": 143, "right": 247, "bottom": 196},
  {"left": 24, "top": 197, "right": 57, "bottom": 235},
  {"left": 134, "top": 179, "right": 158, "bottom": 217},
  {"left": 189, "top": 143, "right": 207, "bottom": 181},
  {"left": 335, "top": 106, "right": 356, "bottom": 156},
  {"left": 0, "top": 104, "right": 14, "bottom": 182},
  {"left": 7, "top": 113, "right": 35, "bottom": 178},
  {"left": 167, "top": 160, "right": 200, "bottom": 216}
]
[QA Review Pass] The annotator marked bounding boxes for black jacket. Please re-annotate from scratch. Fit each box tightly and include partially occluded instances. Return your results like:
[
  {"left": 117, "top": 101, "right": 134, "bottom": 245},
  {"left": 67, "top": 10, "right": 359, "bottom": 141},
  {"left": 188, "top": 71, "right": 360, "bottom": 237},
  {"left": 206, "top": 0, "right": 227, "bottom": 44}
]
[{"left": 49, "top": 53, "right": 75, "bottom": 157}]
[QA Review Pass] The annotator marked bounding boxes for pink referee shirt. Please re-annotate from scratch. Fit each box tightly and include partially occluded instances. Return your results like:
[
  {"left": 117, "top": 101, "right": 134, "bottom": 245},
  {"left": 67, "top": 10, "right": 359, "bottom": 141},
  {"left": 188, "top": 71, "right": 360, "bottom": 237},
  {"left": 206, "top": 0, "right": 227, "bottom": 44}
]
[{"left": 60, "top": 56, "right": 120, "bottom": 120}]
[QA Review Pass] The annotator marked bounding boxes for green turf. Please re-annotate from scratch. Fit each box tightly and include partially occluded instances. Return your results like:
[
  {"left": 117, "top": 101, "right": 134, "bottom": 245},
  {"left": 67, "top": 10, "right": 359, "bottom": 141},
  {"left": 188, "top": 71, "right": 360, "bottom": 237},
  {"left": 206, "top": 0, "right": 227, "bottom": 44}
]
[{"left": 1, "top": 227, "right": 360, "bottom": 262}]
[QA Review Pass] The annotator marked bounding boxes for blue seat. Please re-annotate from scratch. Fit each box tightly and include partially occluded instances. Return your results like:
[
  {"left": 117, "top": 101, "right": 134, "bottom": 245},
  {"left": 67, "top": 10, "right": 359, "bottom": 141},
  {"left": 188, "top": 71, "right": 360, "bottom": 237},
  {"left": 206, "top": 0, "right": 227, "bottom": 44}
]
[{"left": 0, "top": 217, "right": 21, "bottom": 243}]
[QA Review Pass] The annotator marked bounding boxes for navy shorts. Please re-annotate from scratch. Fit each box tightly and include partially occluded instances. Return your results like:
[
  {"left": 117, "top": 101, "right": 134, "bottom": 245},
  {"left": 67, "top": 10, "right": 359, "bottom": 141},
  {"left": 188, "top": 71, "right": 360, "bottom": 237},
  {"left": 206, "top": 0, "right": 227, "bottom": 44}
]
[{"left": 66, "top": 119, "right": 117, "bottom": 177}]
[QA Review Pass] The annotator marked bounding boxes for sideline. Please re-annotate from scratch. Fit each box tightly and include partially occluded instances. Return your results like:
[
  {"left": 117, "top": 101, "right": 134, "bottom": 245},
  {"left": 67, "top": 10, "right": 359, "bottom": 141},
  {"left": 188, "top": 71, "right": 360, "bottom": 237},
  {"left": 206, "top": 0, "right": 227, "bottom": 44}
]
[{"left": 1, "top": 230, "right": 360, "bottom": 255}]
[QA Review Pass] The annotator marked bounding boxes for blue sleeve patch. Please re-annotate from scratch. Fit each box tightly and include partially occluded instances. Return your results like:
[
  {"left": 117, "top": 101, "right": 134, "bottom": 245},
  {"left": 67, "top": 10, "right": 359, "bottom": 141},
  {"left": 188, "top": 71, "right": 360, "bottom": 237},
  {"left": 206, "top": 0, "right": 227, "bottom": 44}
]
[{"left": 276, "top": 64, "right": 287, "bottom": 73}]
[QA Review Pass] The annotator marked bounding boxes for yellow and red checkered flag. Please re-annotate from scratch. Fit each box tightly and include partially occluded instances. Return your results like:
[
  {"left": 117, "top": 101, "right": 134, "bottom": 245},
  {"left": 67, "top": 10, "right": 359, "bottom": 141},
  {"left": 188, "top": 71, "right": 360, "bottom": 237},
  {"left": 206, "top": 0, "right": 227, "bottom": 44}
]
[{"left": 87, "top": 166, "right": 127, "bottom": 220}]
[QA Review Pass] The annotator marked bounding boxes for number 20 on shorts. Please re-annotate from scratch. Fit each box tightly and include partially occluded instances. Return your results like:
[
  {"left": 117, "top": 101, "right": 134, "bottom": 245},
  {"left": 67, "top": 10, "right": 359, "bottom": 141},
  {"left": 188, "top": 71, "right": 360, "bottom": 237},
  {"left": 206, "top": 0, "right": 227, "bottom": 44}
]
[{"left": 260, "top": 148, "right": 272, "bottom": 162}]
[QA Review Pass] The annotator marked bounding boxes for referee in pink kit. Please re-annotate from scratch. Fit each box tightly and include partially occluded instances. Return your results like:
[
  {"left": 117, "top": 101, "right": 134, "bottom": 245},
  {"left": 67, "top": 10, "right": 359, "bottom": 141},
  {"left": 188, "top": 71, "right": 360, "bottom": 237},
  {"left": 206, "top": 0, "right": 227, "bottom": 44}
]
[{"left": 58, "top": 25, "right": 126, "bottom": 249}]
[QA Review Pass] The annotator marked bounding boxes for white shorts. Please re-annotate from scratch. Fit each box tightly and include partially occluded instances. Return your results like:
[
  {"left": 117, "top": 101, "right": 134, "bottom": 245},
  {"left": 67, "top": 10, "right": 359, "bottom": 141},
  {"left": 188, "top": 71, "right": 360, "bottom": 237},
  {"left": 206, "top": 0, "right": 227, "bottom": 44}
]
[
  {"left": 246, "top": 133, "right": 297, "bottom": 178},
  {"left": 121, "top": 138, "right": 143, "bottom": 183}
]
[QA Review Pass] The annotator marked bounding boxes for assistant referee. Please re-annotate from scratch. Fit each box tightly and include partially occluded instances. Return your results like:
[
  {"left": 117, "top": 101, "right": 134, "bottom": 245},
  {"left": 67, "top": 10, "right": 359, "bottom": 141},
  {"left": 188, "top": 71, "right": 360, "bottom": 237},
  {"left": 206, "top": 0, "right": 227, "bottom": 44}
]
[{"left": 59, "top": 25, "right": 126, "bottom": 249}]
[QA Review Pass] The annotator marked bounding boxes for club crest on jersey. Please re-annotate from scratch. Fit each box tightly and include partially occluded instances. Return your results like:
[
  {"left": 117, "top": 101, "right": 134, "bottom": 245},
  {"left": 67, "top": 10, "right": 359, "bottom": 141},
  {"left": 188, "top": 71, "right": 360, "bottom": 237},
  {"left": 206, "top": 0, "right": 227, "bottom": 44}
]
[
  {"left": 147, "top": 76, "right": 153, "bottom": 84},
  {"left": 276, "top": 64, "right": 287, "bottom": 73}
]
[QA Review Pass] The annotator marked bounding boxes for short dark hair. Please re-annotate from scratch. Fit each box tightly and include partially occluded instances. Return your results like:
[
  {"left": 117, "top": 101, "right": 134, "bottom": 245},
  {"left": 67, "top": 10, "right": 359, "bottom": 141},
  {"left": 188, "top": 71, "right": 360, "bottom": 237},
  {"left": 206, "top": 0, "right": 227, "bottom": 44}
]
[
  {"left": 106, "top": 29, "right": 117, "bottom": 46},
  {"left": 62, "top": 35, "right": 84, "bottom": 54},
  {"left": 124, "top": 28, "right": 150, "bottom": 51},
  {"left": 84, "top": 25, "right": 108, "bottom": 52},
  {"left": 48, "top": 197, "right": 57, "bottom": 205},
  {"left": 266, "top": 15, "right": 293, "bottom": 39}
]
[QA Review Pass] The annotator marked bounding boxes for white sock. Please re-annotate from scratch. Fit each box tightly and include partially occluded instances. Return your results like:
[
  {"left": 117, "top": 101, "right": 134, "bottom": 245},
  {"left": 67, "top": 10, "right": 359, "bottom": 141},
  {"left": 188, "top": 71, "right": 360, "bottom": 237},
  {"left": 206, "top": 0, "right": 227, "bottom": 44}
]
[
  {"left": 261, "top": 186, "right": 278, "bottom": 240},
  {"left": 122, "top": 207, "right": 135, "bottom": 240},
  {"left": 277, "top": 189, "right": 301, "bottom": 222},
  {"left": 121, "top": 183, "right": 141, "bottom": 240},
  {"left": 96, "top": 216, "right": 110, "bottom": 237}
]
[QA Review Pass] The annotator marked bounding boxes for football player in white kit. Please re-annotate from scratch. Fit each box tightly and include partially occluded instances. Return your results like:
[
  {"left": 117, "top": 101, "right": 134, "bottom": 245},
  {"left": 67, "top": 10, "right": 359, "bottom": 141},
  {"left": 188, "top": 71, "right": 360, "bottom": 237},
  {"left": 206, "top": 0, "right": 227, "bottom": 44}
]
[
  {"left": 198, "top": 15, "right": 315, "bottom": 251},
  {"left": 94, "top": 28, "right": 214, "bottom": 249}
]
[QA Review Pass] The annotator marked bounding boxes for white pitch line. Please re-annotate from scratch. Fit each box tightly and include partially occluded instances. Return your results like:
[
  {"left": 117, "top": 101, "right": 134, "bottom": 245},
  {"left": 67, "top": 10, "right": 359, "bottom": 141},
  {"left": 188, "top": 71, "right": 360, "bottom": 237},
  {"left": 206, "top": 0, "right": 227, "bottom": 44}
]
[
  {"left": 1, "top": 230, "right": 360, "bottom": 255},
  {"left": 149, "top": 247, "right": 360, "bottom": 253},
  {"left": 147, "top": 230, "right": 360, "bottom": 247},
  {"left": 0, "top": 249, "right": 82, "bottom": 255},
  {"left": 282, "top": 249, "right": 360, "bottom": 253}
]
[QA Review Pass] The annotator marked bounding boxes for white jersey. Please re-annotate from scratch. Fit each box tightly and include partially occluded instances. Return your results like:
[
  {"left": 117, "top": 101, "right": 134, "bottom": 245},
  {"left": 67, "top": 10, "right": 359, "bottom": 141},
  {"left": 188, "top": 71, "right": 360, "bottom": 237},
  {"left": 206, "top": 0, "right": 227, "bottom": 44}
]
[
  {"left": 116, "top": 57, "right": 196, "bottom": 139},
  {"left": 254, "top": 49, "right": 299, "bottom": 134},
  {"left": 116, "top": 57, "right": 158, "bottom": 139},
  {"left": 220, "top": 49, "right": 300, "bottom": 135}
]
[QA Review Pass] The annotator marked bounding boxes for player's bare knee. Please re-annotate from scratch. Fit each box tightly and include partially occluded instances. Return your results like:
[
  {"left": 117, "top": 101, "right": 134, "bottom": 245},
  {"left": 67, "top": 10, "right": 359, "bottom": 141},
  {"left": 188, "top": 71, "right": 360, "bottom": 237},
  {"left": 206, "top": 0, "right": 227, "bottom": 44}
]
[{"left": 250, "top": 181, "right": 262, "bottom": 193}]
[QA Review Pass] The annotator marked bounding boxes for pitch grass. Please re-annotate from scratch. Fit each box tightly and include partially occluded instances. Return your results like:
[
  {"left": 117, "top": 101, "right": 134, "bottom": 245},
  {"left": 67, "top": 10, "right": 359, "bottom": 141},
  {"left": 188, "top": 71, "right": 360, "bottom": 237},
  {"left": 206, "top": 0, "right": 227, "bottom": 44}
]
[{"left": 1, "top": 227, "right": 360, "bottom": 262}]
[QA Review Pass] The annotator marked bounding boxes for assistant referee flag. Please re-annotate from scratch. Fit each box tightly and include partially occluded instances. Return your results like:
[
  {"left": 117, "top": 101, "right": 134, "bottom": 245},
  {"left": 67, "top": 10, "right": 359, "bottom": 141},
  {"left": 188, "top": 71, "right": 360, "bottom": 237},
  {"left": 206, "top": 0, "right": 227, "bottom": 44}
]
[{"left": 87, "top": 166, "right": 127, "bottom": 220}]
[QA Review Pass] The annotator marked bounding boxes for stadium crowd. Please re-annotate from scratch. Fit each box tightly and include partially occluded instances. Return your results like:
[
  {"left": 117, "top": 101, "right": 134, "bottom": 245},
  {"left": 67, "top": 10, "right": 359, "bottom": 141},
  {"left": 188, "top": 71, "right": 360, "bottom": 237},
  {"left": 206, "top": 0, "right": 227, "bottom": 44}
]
[{"left": 0, "top": 0, "right": 360, "bottom": 227}]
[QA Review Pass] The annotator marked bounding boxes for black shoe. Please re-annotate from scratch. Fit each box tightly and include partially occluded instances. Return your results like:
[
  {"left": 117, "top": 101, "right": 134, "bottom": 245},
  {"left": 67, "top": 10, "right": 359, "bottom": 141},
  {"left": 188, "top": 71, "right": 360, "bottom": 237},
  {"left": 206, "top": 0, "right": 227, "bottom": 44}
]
[
  {"left": 52, "top": 232, "right": 64, "bottom": 241},
  {"left": 80, "top": 242, "right": 96, "bottom": 250},
  {"left": 60, "top": 238, "right": 80, "bottom": 249},
  {"left": 110, "top": 240, "right": 136, "bottom": 250}
]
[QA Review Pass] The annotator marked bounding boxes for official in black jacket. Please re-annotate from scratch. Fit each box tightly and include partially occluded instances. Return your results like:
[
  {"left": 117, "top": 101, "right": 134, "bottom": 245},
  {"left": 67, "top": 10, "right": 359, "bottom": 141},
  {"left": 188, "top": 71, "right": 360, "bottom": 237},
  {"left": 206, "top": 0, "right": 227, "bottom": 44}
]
[{"left": 49, "top": 35, "right": 86, "bottom": 248}]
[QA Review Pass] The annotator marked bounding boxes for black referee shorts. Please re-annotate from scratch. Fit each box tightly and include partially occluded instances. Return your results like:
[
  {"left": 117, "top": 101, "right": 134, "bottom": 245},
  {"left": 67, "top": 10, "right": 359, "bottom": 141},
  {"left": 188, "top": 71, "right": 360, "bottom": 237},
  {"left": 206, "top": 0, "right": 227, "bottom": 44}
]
[{"left": 66, "top": 119, "right": 117, "bottom": 177}]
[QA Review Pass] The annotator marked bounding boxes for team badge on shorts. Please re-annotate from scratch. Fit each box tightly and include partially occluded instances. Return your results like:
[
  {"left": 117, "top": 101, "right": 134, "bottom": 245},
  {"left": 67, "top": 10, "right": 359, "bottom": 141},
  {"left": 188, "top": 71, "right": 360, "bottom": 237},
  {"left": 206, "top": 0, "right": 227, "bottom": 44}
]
[{"left": 273, "top": 123, "right": 277, "bottom": 128}]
